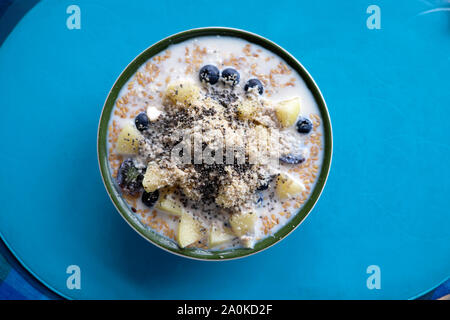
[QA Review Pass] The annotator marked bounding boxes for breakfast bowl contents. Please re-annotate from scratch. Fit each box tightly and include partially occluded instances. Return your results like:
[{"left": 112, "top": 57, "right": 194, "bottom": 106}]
[{"left": 98, "top": 28, "right": 332, "bottom": 260}]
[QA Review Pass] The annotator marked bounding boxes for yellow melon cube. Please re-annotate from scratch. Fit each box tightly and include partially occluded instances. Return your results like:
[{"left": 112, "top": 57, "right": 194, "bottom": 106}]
[
  {"left": 276, "top": 173, "right": 305, "bottom": 199},
  {"left": 208, "top": 225, "right": 235, "bottom": 248},
  {"left": 177, "top": 212, "right": 202, "bottom": 248},
  {"left": 156, "top": 192, "right": 184, "bottom": 216},
  {"left": 275, "top": 97, "right": 301, "bottom": 127},
  {"left": 142, "top": 163, "right": 168, "bottom": 193},
  {"left": 237, "top": 100, "right": 260, "bottom": 120},
  {"left": 229, "top": 212, "right": 257, "bottom": 237},
  {"left": 115, "top": 123, "right": 142, "bottom": 155},
  {"left": 165, "top": 81, "right": 200, "bottom": 105}
]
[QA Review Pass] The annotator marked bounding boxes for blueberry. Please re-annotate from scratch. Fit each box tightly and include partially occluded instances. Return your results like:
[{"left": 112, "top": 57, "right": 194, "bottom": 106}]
[
  {"left": 135, "top": 112, "right": 149, "bottom": 131},
  {"left": 142, "top": 190, "right": 159, "bottom": 208},
  {"left": 244, "top": 78, "right": 264, "bottom": 95},
  {"left": 279, "top": 154, "right": 305, "bottom": 165},
  {"left": 199, "top": 65, "right": 220, "bottom": 84},
  {"left": 221, "top": 68, "right": 240, "bottom": 86},
  {"left": 117, "top": 159, "right": 144, "bottom": 195},
  {"left": 296, "top": 117, "right": 313, "bottom": 134}
]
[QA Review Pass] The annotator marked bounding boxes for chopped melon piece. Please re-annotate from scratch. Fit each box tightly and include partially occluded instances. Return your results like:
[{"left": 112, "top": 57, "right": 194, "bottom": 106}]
[
  {"left": 276, "top": 173, "right": 305, "bottom": 199},
  {"left": 237, "top": 100, "right": 260, "bottom": 120},
  {"left": 142, "top": 163, "right": 168, "bottom": 192},
  {"left": 115, "top": 123, "right": 142, "bottom": 155},
  {"left": 208, "top": 225, "right": 235, "bottom": 248},
  {"left": 165, "top": 81, "right": 200, "bottom": 105},
  {"left": 229, "top": 212, "right": 257, "bottom": 237},
  {"left": 177, "top": 212, "right": 202, "bottom": 248},
  {"left": 156, "top": 192, "right": 184, "bottom": 216},
  {"left": 275, "top": 97, "right": 301, "bottom": 127}
]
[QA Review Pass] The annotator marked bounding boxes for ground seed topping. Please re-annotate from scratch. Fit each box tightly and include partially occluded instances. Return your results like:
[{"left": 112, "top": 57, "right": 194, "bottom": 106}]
[{"left": 136, "top": 82, "right": 282, "bottom": 212}]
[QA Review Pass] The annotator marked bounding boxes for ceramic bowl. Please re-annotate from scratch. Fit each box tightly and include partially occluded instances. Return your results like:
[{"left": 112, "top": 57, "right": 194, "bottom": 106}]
[{"left": 97, "top": 27, "right": 333, "bottom": 260}]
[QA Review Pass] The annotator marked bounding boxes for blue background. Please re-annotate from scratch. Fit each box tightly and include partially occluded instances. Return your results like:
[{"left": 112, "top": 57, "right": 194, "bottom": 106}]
[{"left": 0, "top": 0, "right": 449, "bottom": 299}]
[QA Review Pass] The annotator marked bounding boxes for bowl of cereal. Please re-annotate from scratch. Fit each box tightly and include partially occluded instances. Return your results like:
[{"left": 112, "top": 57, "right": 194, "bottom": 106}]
[{"left": 98, "top": 27, "right": 332, "bottom": 260}]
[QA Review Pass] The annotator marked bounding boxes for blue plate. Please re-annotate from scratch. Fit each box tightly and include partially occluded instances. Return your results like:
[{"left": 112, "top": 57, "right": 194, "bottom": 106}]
[{"left": 0, "top": 0, "right": 449, "bottom": 299}]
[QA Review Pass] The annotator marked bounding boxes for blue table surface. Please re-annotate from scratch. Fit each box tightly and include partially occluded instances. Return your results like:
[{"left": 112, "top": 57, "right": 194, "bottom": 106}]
[{"left": 0, "top": 0, "right": 449, "bottom": 299}]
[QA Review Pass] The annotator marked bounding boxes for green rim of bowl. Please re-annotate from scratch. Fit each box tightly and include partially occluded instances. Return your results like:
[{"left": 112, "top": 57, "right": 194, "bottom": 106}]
[{"left": 97, "top": 27, "right": 333, "bottom": 261}]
